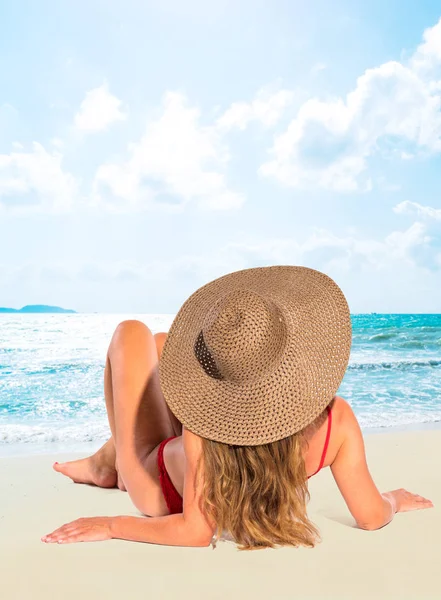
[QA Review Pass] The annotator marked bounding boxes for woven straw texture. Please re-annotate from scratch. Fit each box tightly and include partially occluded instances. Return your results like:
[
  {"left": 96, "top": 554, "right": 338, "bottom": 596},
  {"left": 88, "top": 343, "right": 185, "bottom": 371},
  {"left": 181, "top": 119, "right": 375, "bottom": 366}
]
[{"left": 158, "top": 265, "right": 352, "bottom": 445}]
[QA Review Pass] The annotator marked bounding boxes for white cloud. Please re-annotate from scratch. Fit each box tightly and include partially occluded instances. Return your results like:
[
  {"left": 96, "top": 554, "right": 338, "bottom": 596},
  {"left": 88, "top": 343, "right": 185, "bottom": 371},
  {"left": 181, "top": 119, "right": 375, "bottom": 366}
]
[
  {"left": 384, "top": 221, "right": 430, "bottom": 260},
  {"left": 391, "top": 201, "right": 441, "bottom": 271},
  {"left": 202, "top": 205, "right": 441, "bottom": 275},
  {"left": 93, "top": 91, "right": 244, "bottom": 211},
  {"left": 411, "top": 18, "right": 441, "bottom": 72},
  {"left": 216, "top": 87, "right": 294, "bottom": 131},
  {"left": 211, "top": 217, "right": 441, "bottom": 311},
  {"left": 302, "top": 220, "right": 436, "bottom": 271},
  {"left": 394, "top": 200, "right": 441, "bottom": 220},
  {"left": 261, "top": 18, "right": 441, "bottom": 192},
  {"left": 74, "top": 82, "right": 127, "bottom": 133},
  {"left": 0, "top": 143, "right": 77, "bottom": 213}
]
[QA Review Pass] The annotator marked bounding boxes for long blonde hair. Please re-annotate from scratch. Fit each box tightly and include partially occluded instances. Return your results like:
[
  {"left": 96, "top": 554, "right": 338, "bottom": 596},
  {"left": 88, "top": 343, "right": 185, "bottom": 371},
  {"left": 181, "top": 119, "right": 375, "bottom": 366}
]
[{"left": 195, "top": 420, "right": 321, "bottom": 551}]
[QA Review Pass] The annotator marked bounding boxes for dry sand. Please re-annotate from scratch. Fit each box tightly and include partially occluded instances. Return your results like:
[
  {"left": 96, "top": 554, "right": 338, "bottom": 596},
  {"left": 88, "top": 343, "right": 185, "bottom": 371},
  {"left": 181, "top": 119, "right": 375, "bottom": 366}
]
[{"left": 1, "top": 429, "right": 440, "bottom": 600}]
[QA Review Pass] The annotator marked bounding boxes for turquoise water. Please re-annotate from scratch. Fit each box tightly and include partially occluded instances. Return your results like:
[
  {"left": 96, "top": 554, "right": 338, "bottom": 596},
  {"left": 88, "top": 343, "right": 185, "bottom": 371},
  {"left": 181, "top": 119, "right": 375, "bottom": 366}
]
[{"left": 0, "top": 313, "right": 440, "bottom": 455}]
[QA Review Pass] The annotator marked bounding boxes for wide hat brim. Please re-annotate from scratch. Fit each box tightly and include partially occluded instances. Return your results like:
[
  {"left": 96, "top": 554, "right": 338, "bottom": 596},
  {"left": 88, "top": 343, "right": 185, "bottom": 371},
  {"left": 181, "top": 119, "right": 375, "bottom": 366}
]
[{"left": 158, "top": 265, "right": 352, "bottom": 445}]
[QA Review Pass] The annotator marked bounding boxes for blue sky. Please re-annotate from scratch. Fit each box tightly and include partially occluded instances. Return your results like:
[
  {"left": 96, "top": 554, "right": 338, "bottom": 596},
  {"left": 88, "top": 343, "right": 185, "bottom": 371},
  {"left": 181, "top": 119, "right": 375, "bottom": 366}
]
[{"left": 1, "top": 0, "right": 441, "bottom": 313}]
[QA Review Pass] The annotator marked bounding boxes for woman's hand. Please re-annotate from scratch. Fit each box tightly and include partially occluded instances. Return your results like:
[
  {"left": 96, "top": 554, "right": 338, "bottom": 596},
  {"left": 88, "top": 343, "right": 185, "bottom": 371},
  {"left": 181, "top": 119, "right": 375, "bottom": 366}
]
[
  {"left": 41, "top": 517, "right": 113, "bottom": 544},
  {"left": 383, "top": 489, "right": 434, "bottom": 513}
]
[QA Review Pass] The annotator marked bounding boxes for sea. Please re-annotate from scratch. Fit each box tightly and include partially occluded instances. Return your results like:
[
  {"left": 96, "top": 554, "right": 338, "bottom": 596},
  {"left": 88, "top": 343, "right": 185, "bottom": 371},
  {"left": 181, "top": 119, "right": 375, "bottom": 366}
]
[{"left": 0, "top": 313, "right": 440, "bottom": 456}]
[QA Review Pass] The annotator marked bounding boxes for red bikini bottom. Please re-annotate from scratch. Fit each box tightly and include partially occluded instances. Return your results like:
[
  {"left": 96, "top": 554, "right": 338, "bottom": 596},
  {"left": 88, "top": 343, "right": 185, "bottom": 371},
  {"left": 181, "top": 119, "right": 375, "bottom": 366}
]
[{"left": 157, "top": 436, "right": 183, "bottom": 514}]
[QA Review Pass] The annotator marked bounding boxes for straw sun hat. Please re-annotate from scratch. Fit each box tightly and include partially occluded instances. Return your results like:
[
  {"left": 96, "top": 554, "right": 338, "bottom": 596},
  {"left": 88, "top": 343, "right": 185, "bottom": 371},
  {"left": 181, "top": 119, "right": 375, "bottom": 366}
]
[{"left": 158, "top": 265, "right": 352, "bottom": 446}]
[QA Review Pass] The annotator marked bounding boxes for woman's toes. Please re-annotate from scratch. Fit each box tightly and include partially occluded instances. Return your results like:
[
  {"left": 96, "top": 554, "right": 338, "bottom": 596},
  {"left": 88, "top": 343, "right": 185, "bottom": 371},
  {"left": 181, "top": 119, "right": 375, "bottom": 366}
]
[{"left": 53, "top": 461, "right": 69, "bottom": 475}]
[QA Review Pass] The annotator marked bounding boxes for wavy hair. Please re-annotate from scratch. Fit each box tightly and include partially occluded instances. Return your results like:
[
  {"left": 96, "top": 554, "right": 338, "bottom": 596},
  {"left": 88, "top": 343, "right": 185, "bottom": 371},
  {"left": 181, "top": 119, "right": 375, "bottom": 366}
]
[{"left": 195, "top": 421, "right": 321, "bottom": 551}]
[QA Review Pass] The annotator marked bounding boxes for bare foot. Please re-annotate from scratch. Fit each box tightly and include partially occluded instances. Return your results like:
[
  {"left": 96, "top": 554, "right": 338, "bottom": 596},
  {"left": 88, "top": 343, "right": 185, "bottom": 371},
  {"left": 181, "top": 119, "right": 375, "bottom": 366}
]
[{"left": 53, "top": 455, "right": 117, "bottom": 488}]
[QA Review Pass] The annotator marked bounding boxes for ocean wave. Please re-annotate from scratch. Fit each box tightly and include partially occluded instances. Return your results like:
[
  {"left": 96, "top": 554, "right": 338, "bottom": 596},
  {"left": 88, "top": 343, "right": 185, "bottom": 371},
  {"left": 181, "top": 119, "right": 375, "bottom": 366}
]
[
  {"left": 20, "top": 363, "right": 101, "bottom": 376},
  {"left": 357, "top": 414, "right": 441, "bottom": 429},
  {"left": 0, "top": 421, "right": 110, "bottom": 444},
  {"left": 399, "top": 340, "right": 430, "bottom": 349},
  {"left": 362, "top": 332, "right": 441, "bottom": 348},
  {"left": 348, "top": 359, "right": 441, "bottom": 371},
  {"left": 0, "top": 362, "right": 103, "bottom": 378},
  {"left": 368, "top": 332, "right": 397, "bottom": 341}
]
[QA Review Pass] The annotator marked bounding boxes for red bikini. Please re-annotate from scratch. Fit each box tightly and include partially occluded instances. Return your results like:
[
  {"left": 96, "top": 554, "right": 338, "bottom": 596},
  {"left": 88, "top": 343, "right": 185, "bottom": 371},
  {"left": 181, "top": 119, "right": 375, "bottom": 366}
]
[
  {"left": 157, "top": 404, "right": 333, "bottom": 515},
  {"left": 157, "top": 435, "right": 183, "bottom": 515}
]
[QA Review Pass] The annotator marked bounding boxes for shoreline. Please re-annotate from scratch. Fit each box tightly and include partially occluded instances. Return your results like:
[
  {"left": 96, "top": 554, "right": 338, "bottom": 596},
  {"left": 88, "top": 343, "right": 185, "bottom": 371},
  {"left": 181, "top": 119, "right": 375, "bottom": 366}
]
[
  {"left": 1, "top": 419, "right": 441, "bottom": 458},
  {"left": 363, "top": 419, "right": 441, "bottom": 434}
]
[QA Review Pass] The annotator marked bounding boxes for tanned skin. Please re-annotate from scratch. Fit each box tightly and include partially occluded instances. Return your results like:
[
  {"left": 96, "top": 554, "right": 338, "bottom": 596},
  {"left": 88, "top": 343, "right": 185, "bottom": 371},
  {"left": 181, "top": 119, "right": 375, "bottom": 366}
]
[{"left": 42, "top": 320, "right": 433, "bottom": 546}]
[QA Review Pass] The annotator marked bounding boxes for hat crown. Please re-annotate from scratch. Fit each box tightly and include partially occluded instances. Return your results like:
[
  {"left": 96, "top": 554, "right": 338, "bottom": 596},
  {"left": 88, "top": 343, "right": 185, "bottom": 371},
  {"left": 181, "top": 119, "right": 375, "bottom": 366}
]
[{"left": 195, "top": 289, "right": 287, "bottom": 383}]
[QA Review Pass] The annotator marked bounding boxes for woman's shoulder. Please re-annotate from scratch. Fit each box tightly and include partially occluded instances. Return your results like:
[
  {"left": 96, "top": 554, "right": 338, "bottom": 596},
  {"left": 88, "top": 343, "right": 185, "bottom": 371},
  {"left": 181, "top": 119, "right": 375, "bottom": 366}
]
[
  {"left": 329, "top": 395, "right": 363, "bottom": 454},
  {"left": 303, "top": 395, "right": 350, "bottom": 440},
  {"left": 331, "top": 395, "right": 352, "bottom": 423},
  {"left": 331, "top": 395, "right": 358, "bottom": 428}
]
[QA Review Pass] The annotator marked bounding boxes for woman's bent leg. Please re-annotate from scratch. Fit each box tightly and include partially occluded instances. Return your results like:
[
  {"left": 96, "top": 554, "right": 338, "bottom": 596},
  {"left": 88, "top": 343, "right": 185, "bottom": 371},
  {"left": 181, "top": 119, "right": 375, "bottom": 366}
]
[
  {"left": 107, "top": 321, "right": 174, "bottom": 455},
  {"left": 102, "top": 320, "right": 178, "bottom": 512},
  {"left": 54, "top": 322, "right": 179, "bottom": 507}
]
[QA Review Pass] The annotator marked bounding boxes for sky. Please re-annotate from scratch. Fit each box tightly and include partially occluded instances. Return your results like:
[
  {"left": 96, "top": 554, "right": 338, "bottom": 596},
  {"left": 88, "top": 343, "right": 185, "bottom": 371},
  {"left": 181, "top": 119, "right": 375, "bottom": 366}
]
[{"left": 1, "top": 0, "right": 441, "bottom": 314}]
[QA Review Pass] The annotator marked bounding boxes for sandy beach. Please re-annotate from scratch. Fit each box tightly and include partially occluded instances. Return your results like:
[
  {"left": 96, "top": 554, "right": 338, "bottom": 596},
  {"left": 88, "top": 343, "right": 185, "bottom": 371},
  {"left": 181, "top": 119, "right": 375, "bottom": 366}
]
[{"left": 1, "top": 428, "right": 439, "bottom": 600}]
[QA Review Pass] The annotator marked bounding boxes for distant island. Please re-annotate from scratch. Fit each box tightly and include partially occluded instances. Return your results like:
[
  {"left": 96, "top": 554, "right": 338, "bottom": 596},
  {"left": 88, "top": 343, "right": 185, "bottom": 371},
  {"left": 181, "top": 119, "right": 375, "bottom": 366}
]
[{"left": 0, "top": 305, "right": 77, "bottom": 314}]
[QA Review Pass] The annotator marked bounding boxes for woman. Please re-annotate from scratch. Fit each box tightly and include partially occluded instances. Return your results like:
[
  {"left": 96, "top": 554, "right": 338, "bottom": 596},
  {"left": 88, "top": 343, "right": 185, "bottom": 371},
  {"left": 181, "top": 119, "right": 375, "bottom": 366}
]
[{"left": 42, "top": 266, "right": 433, "bottom": 550}]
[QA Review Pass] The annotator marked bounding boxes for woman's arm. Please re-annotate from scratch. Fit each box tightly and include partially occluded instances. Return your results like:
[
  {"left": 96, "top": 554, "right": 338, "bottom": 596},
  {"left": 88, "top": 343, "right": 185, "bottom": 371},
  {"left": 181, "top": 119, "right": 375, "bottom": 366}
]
[
  {"left": 331, "top": 398, "right": 433, "bottom": 530},
  {"left": 42, "top": 428, "right": 216, "bottom": 547}
]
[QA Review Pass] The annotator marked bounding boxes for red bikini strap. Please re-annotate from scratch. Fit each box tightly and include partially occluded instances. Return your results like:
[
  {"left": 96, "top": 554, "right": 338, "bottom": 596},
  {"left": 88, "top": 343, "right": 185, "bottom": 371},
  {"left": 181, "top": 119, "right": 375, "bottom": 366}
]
[{"left": 309, "top": 405, "right": 332, "bottom": 478}]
